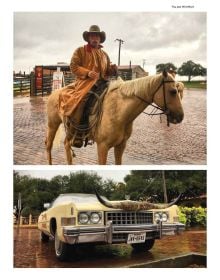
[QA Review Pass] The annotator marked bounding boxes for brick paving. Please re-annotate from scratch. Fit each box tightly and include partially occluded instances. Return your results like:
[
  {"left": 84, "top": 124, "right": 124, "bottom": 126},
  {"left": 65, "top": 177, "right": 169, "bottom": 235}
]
[
  {"left": 14, "top": 228, "right": 206, "bottom": 268},
  {"left": 13, "top": 88, "right": 206, "bottom": 165}
]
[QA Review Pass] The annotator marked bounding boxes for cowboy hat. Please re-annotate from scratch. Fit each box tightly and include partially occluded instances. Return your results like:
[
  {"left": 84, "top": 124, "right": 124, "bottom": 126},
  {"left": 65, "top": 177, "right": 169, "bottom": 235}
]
[{"left": 83, "top": 25, "right": 106, "bottom": 43}]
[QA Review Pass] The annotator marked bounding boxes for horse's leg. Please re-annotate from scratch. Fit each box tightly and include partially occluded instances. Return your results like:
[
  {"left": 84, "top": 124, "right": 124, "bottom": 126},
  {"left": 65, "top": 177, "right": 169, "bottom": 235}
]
[
  {"left": 64, "top": 137, "right": 73, "bottom": 165},
  {"left": 45, "top": 123, "right": 60, "bottom": 165},
  {"left": 97, "top": 143, "right": 109, "bottom": 165},
  {"left": 114, "top": 140, "right": 127, "bottom": 165}
]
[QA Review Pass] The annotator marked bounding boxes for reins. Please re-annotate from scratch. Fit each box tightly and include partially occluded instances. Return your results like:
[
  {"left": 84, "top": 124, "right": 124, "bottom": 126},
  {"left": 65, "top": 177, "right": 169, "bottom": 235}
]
[
  {"left": 136, "top": 79, "right": 175, "bottom": 127},
  {"left": 64, "top": 77, "right": 174, "bottom": 146}
]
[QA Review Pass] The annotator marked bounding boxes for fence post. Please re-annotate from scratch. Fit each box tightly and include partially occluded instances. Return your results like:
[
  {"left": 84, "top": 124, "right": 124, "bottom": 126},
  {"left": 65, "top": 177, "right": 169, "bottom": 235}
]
[
  {"left": 29, "top": 214, "right": 32, "bottom": 225},
  {"left": 20, "top": 80, "right": 23, "bottom": 94},
  {"left": 20, "top": 215, "right": 23, "bottom": 225},
  {"left": 30, "top": 72, "right": 35, "bottom": 96}
]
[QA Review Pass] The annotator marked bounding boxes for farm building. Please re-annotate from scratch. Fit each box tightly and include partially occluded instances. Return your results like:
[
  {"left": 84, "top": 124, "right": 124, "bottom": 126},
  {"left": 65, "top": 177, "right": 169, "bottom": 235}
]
[
  {"left": 118, "top": 65, "right": 148, "bottom": 80},
  {"left": 14, "top": 63, "right": 149, "bottom": 96}
]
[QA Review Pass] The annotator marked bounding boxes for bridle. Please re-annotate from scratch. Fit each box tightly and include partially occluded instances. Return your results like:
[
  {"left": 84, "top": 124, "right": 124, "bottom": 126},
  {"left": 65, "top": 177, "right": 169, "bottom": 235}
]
[{"left": 136, "top": 78, "right": 176, "bottom": 127}]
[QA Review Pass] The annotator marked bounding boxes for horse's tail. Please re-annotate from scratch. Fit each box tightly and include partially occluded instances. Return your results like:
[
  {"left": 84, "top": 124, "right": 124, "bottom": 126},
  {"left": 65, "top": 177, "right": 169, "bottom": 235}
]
[{"left": 53, "top": 125, "right": 64, "bottom": 149}]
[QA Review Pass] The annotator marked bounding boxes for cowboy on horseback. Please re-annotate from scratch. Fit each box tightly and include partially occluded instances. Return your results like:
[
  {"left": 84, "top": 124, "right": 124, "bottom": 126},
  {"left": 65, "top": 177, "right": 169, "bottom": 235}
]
[
  {"left": 59, "top": 25, "right": 118, "bottom": 147},
  {"left": 46, "top": 27, "right": 184, "bottom": 165}
]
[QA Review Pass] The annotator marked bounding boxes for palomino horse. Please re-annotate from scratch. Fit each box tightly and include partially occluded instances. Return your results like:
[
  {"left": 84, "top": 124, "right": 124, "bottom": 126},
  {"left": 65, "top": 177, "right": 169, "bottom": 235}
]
[{"left": 45, "top": 70, "right": 184, "bottom": 165}]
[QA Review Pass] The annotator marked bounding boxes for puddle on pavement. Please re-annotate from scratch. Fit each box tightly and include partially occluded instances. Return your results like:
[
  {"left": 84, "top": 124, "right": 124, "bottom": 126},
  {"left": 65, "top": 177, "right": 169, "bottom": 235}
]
[{"left": 14, "top": 228, "right": 206, "bottom": 268}]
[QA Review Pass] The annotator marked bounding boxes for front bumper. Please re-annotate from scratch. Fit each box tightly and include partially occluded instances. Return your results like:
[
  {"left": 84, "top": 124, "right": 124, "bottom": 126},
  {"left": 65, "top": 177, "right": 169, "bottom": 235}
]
[
  {"left": 160, "top": 222, "right": 185, "bottom": 235},
  {"left": 62, "top": 222, "right": 185, "bottom": 244}
]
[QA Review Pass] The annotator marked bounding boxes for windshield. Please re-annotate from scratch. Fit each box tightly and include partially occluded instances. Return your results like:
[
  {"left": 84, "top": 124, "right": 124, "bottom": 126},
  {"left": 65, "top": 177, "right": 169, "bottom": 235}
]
[{"left": 51, "top": 193, "right": 103, "bottom": 207}]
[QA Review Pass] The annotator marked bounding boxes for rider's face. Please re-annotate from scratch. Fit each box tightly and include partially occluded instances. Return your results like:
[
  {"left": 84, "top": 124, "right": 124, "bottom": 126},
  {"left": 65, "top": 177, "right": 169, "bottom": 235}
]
[{"left": 88, "top": 33, "right": 101, "bottom": 48}]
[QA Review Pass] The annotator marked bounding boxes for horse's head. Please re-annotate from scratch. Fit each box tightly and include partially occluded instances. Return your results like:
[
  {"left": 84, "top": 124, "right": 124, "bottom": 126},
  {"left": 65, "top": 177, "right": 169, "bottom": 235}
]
[{"left": 153, "top": 70, "right": 184, "bottom": 124}]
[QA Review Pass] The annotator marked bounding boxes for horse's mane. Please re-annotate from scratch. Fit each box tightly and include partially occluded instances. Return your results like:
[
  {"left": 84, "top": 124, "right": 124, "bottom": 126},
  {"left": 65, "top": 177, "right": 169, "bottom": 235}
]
[
  {"left": 118, "top": 74, "right": 163, "bottom": 99},
  {"left": 107, "top": 77, "right": 124, "bottom": 93}
]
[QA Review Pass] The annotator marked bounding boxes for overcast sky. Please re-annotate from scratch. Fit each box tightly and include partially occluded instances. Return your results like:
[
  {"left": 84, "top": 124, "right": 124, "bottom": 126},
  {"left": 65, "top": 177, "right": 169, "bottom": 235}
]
[
  {"left": 18, "top": 170, "right": 130, "bottom": 182},
  {"left": 14, "top": 12, "right": 206, "bottom": 75}
]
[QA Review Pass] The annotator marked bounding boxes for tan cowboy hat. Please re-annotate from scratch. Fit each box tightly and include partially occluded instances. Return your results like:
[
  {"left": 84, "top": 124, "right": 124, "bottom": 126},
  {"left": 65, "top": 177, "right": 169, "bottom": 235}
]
[{"left": 83, "top": 25, "right": 106, "bottom": 43}]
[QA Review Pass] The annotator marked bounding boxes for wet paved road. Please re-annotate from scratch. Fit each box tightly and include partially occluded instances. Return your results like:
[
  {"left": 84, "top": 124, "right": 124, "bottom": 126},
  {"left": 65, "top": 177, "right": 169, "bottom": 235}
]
[
  {"left": 14, "top": 228, "right": 206, "bottom": 268},
  {"left": 14, "top": 88, "right": 206, "bottom": 165}
]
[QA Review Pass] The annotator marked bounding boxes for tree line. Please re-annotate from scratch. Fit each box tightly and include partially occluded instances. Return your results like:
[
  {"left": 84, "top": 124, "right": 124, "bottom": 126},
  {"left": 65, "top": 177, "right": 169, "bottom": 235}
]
[
  {"left": 156, "top": 60, "right": 206, "bottom": 82},
  {"left": 14, "top": 170, "right": 206, "bottom": 216}
]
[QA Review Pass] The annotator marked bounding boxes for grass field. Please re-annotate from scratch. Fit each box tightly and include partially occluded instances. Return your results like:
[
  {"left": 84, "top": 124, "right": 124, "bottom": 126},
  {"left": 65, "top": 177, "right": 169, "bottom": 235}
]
[{"left": 182, "top": 81, "right": 207, "bottom": 89}]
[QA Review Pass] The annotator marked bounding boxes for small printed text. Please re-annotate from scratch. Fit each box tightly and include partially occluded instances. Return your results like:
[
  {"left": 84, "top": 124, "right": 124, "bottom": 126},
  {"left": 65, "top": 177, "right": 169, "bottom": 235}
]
[{"left": 172, "top": 5, "right": 194, "bottom": 9}]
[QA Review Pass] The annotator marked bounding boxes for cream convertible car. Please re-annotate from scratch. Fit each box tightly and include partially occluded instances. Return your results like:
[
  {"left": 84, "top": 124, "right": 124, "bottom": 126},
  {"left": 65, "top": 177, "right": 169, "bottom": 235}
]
[{"left": 38, "top": 193, "right": 185, "bottom": 261}]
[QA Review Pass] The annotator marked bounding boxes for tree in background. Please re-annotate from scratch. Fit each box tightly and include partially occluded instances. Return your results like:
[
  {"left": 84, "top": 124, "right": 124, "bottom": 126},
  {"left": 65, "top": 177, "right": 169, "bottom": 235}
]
[
  {"left": 178, "top": 60, "right": 206, "bottom": 81},
  {"left": 65, "top": 171, "right": 103, "bottom": 193},
  {"left": 124, "top": 170, "right": 206, "bottom": 203},
  {"left": 13, "top": 171, "right": 118, "bottom": 215},
  {"left": 14, "top": 170, "right": 206, "bottom": 215},
  {"left": 156, "top": 63, "right": 177, "bottom": 74}
]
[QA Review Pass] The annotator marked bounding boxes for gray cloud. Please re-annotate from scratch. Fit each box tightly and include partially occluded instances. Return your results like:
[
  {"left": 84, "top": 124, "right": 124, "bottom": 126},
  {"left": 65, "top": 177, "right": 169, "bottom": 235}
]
[
  {"left": 14, "top": 12, "right": 206, "bottom": 74},
  {"left": 122, "top": 13, "right": 206, "bottom": 51}
]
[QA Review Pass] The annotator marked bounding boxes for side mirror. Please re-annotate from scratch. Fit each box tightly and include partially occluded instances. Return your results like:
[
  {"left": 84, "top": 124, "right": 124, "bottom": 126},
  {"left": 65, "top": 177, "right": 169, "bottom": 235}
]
[{"left": 44, "top": 203, "right": 50, "bottom": 209}]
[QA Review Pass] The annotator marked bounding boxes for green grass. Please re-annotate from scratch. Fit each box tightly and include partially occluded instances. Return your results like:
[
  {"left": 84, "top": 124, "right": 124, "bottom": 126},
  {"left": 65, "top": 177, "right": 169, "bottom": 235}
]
[{"left": 183, "top": 81, "right": 207, "bottom": 89}]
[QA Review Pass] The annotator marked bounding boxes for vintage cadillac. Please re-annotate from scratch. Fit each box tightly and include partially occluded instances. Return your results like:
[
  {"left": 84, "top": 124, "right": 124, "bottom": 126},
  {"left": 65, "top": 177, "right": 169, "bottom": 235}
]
[{"left": 38, "top": 192, "right": 185, "bottom": 261}]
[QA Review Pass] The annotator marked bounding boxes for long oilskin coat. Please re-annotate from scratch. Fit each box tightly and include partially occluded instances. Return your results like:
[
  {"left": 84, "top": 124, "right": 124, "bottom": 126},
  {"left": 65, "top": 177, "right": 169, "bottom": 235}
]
[{"left": 59, "top": 44, "right": 112, "bottom": 116}]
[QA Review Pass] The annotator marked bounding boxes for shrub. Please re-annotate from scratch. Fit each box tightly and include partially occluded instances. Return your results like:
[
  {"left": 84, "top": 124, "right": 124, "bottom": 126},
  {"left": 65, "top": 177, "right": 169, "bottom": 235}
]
[
  {"left": 178, "top": 206, "right": 206, "bottom": 228},
  {"left": 178, "top": 210, "right": 187, "bottom": 225}
]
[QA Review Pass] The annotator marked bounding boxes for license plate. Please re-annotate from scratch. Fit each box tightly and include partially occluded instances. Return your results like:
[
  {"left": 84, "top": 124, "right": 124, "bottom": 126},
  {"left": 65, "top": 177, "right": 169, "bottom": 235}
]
[{"left": 127, "top": 232, "right": 146, "bottom": 244}]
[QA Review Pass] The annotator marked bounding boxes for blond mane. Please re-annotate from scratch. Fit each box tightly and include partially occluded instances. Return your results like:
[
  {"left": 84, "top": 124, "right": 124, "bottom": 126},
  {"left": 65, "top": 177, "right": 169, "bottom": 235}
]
[
  {"left": 118, "top": 74, "right": 163, "bottom": 100},
  {"left": 107, "top": 77, "right": 124, "bottom": 93}
]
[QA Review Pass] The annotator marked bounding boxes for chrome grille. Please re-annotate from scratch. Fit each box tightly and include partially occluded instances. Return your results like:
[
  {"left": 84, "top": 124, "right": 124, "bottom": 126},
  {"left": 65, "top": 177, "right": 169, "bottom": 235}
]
[
  {"left": 106, "top": 211, "right": 153, "bottom": 225},
  {"left": 112, "top": 233, "right": 128, "bottom": 242}
]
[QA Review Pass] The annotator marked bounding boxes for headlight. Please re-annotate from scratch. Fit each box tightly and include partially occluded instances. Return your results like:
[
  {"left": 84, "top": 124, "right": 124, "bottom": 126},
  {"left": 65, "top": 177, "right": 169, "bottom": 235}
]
[
  {"left": 78, "top": 212, "right": 89, "bottom": 224},
  {"left": 154, "top": 213, "right": 161, "bottom": 222},
  {"left": 78, "top": 211, "right": 102, "bottom": 225},
  {"left": 90, "top": 212, "right": 101, "bottom": 224},
  {"left": 161, "top": 213, "right": 168, "bottom": 222},
  {"left": 154, "top": 212, "right": 168, "bottom": 222}
]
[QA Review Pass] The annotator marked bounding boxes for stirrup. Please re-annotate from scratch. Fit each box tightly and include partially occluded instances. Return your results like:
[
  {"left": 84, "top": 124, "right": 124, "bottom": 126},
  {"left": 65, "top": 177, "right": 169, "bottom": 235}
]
[
  {"left": 73, "top": 140, "right": 83, "bottom": 148},
  {"left": 70, "top": 132, "right": 83, "bottom": 148}
]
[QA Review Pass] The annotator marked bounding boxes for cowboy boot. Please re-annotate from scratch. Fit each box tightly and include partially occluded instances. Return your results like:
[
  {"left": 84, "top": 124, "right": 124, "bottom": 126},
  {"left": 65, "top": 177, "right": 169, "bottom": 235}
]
[{"left": 69, "top": 98, "right": 87, "bottom": 148}]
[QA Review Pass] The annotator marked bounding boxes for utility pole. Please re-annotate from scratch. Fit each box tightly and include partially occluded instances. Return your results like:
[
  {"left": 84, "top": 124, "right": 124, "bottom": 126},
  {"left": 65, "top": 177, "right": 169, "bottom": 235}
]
[
  {"left": 143, "top": 59, "right": 146, "bottom": 69},
  {"left": 18, "top": 192, "right": 22, "bottom": 225},
  {"left": 115, "top": 38, "right": 124, "bottom": 66},
  {"left": 162, "top": 171, "right": 168, "bottom": 203}
]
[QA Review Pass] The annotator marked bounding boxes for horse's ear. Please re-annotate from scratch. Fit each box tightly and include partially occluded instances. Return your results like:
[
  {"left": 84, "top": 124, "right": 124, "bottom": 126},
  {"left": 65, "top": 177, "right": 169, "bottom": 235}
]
[{"left": 162, "top": 69, "right": 168, "bottom": 78}]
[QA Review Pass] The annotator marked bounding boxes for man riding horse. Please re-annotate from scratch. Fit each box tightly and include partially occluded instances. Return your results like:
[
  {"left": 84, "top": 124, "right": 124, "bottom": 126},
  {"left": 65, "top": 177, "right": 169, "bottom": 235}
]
[
  {"left": 59, "top": 25, "right": 117, "bottom": 148},
  {"left": 46, "top": 26, "right": 184, "bottom": 165}
]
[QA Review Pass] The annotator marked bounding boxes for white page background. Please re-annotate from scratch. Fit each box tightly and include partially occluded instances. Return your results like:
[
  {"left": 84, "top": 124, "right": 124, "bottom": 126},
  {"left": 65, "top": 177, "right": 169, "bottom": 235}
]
[{"left": 0, "top": 0, "right": 218, "bottom": 279}]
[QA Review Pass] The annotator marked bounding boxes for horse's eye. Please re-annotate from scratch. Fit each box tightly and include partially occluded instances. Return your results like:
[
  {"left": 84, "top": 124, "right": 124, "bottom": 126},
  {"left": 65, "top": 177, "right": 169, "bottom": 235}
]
[{"left": 170, "top": 89, "right": 177, "bottom": 95}]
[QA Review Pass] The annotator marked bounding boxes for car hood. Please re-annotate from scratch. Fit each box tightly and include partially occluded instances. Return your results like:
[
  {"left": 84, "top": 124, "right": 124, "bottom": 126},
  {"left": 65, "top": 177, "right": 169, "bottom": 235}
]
[{"left": 75, "top": 202, "right": 117, "bottom": 211}]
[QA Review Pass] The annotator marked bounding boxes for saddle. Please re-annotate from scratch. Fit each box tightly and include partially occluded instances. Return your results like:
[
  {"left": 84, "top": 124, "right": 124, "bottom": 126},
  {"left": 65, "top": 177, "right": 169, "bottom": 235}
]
[
  {"left": 65, "top": 79, "right": 109, "bottom": 148},
  {"left": 81, "top": 79, "right": 108, "bottom": 127}
]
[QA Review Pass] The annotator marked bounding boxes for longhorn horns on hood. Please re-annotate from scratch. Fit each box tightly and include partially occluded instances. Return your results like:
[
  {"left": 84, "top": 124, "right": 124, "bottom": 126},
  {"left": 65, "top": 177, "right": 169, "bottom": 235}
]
[{"left": 94, "top": 188, "right": 181, "bottom": 211}]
